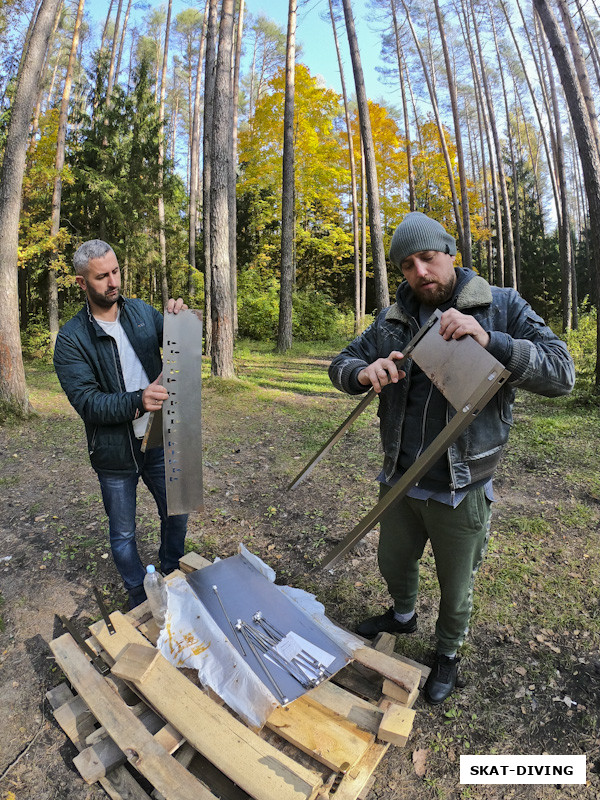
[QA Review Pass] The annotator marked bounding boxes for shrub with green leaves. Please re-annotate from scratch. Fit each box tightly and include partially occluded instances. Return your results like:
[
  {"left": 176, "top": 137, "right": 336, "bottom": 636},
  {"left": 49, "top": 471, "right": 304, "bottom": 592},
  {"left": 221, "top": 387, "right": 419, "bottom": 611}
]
[{"left": 237, "top": 270, "right": 347, "bottom": 341}]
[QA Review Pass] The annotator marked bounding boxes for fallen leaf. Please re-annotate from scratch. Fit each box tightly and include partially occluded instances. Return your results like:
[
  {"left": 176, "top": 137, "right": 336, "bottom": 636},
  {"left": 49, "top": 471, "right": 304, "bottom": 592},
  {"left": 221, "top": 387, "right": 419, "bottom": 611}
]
[
  {"left": 413, "top": 748, "right": 429, "bottom": 778},
  {"left": 515, "top": 666, "right": 527, "bottom": 676}
]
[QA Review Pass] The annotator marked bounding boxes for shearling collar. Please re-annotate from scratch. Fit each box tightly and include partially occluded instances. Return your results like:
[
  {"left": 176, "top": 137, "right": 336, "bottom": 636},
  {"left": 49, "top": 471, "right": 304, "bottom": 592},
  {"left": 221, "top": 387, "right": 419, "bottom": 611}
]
[{"left": 385, "top": 268, "right": 493, "bottom": 323}]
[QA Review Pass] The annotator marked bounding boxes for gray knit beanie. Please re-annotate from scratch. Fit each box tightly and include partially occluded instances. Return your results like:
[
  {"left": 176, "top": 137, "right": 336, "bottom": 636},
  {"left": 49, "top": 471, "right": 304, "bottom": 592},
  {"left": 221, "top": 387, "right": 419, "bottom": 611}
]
[{"left": 389, "top": 211, "right": 456, "bottom": 268}]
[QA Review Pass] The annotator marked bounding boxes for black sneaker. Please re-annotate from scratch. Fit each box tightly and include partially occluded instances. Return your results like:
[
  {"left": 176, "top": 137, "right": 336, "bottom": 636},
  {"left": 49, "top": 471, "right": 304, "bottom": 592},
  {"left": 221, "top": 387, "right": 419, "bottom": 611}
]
[
  {"left": 424, "top": 653, "right": 460, "bottom": 704},
  {"left": 356, "top": 607, "right": 418, "bottom": 639}
]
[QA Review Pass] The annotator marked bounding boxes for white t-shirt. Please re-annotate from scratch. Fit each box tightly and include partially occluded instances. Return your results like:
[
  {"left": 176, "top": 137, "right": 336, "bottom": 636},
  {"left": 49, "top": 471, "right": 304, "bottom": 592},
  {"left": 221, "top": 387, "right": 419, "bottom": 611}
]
[{"left": 96, "top": 311, "right": 151, "bottom": 438}]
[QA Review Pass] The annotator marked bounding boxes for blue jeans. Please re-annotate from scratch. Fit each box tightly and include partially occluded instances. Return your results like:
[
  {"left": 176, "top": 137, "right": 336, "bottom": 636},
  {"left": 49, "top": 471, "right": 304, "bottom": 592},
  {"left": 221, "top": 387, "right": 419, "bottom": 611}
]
[{"left": 97, "top": 445, "right": 188, "bottom": 596}]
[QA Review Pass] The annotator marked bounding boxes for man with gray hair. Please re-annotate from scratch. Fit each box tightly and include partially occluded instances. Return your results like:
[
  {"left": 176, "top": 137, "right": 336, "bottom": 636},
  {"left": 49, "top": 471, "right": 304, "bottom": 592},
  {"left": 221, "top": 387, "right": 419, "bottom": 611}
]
[
  {"left": 329, "top": 211, "right": 574, "bottom": 703},
  {"left": 54, "top": 239, "right": 188, "bottom": 608}
]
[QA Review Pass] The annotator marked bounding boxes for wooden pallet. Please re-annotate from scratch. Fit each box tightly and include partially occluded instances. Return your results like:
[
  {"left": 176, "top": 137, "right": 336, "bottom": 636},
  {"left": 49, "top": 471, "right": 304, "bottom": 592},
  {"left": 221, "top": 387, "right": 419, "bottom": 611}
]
[{"left": 48, "top": 553, "right": 428, "bottom": 800}]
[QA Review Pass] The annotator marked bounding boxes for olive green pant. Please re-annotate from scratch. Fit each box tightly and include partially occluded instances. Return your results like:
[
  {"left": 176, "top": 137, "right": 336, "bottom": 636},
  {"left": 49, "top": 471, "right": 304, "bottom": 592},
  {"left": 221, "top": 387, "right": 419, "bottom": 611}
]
[{"left": 377, "top": 484, "right": 492, "bottom": 654}]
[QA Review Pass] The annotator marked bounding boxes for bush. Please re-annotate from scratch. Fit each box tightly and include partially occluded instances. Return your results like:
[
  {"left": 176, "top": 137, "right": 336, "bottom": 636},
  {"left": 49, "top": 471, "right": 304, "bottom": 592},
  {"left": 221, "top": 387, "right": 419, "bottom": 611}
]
[
  {"left": 237, "top": 270, "right": 349, "bottom": 342},
  {"left": 21, "top": 316, "right": 51, "bottom": 360},
  {"left": 237, "top": 271, "right": 280, "bottom": 339},
  {"left": 292, "top": 287, "right": 343, "bottom": 341},
  {"left": 564, "top": 307, "right": 596, "bottom": 396}
]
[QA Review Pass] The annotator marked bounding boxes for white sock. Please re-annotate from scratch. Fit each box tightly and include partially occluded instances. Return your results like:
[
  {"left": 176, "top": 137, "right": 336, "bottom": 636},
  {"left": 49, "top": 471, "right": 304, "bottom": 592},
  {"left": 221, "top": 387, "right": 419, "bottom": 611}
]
[{"left": 393, "top": 610, "right": 414, "bottom": 623}]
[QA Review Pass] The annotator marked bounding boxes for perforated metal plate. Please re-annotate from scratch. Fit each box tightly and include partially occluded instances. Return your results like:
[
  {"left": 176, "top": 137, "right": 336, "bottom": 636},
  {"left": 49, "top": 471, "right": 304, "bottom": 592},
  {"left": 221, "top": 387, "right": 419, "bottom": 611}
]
[{"left": 162, "top": 310, "right": 204, "bottom": 516}]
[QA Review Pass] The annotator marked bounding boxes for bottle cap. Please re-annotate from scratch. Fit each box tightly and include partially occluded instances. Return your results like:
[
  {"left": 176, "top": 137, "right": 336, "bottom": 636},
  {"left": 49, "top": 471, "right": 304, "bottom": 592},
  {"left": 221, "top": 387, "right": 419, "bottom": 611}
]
[{"left": 146, "top": 564, "right": 155, "bottom": 574}]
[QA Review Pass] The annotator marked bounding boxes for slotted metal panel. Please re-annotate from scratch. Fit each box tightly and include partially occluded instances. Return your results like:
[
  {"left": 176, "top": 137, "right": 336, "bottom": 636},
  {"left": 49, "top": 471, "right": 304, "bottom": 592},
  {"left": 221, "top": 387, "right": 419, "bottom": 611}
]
[{"left": 162, "top": 310, "right": 204, "bottom": 515}]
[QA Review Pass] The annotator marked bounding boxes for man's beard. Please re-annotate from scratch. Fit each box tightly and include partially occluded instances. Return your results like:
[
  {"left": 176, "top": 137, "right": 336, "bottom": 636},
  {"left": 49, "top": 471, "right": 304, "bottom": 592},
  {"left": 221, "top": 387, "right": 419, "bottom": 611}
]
[
  {"left": 412, "top": 275, "right": 456, "bottom": 306},
  {"left": 87, "top": 285, "right": 120, "bottom": 309}
]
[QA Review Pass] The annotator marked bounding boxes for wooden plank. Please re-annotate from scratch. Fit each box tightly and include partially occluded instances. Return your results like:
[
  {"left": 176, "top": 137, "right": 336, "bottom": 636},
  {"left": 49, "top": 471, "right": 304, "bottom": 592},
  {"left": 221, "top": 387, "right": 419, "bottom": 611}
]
[
  {"left": 372, "top": 632, "right": 396, "bottom": 656},
  {"left": 328, "top": 741, "right": 389, "bottom": 800},
  {"left": 307, "top": 682, "right": 383, "bottom": 735},
  {"left": 92, "top": 611, "right": 323, "bottom": 800},
  {"left": 389, "top": 652, "right": 430, "bottom": 687},
  {"left": 376, "top": 704, "right": 416, "bottom": 747},
  {"left": 179, "top": 552, "right": 212, "bottom": 573},
  {"left": 52, "top": 694, "right": 97, "bottom": 750},
  {"left": 46, "top": 683, "right": 152, "bottom": 800},
  {"left": 381, "top": 678, "right": 419, "bottom": 709},
  {"left": 112, "top": 643, "right": 161, "bottom": 683},
  {"left": 74, "top": 706, "right": 166, "bottom": 783},
  {"left": 266, "top": 694, "right": 374, "bottom": 771},
  {"left": 352, "top": 648, "right": 420, "bottom": 704},
  {"left": 50, "top": 632, "right": 217, "bottom": 800},
  {"left": 86, "top": 701, "right": 150, "bottom": 746},
  {"left": 332, "top": 666, "right": 382, "bottom": 702}
]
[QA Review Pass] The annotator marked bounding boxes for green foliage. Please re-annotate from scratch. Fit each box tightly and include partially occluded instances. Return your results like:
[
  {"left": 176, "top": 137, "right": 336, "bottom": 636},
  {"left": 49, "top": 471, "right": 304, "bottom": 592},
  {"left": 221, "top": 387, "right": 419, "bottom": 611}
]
[
  {"left": 564, "top": 307, "right": 597, "bottom": 397},
  {"left": 20, "top": 314, "right": 52, "bottom": 360},
  {"left": 236, "top": 269, "right": 348, "bottom": 342},
  {"left": 292, "top": 287, "right": 344, "bottom": 341},
  {"left": 237, "top": 270, "right": 280, "bottom": 339}
]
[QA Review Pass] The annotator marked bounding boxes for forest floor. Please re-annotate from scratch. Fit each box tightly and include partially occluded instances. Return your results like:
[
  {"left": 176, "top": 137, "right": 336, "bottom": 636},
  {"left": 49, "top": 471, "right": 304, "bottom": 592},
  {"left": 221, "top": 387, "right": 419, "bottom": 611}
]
[{"left": 1, "top": 350, "right": 599, "bottom": 800}]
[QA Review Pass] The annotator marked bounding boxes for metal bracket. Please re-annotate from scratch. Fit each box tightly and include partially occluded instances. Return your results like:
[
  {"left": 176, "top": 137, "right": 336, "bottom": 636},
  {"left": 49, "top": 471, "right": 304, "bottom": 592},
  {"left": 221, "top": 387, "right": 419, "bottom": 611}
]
[
  {"left": 319, "top": 324, "right": 511, "bottom": 570},
  {"left": 92, "top": 586, "right": 116, "bottom": 635},
  {"left": 287, "top": 311, "right": 441, "bottom": 490},
  {"left": 57, "top": 614, "right": 110, "bottom": 674}
]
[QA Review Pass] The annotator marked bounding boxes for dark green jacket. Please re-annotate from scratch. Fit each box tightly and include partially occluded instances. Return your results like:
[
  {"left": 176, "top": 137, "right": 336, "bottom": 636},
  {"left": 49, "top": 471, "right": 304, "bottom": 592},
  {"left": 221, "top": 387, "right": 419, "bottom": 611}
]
[{"left": 53, "top": 296, "right": 163, "bottom": 474}]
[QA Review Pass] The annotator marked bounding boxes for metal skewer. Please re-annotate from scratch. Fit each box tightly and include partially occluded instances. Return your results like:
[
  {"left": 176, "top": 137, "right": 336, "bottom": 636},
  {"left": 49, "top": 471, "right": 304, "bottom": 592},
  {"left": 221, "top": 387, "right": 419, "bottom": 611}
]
[
  {"left": 212, "top": 584, "right": 247, "bottom": 656},
  {"left": 236, "top": 621, "right": 288, "bottom": 704}
]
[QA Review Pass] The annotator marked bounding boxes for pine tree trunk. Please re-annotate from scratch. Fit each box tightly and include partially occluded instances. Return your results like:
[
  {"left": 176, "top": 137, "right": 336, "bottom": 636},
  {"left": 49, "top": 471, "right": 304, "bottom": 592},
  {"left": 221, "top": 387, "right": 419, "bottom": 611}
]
[
  {"left": 229, "top": 0, "right": 244, "bottom": 336},
  {"left": 188, "top": 0, "right": 209, "bottom": 296},
  {"left": 210, "top": 0, "right": 235, "bottom": 377},
  {"left": 157, "top": 0, "right": 173, "bottom": 308},
  {"left": 0, "top": 0, "right": 62, "bottom": 414},
  {"left": 390, "top": 1, "right": 415, "bottom": 212},
  {"left": 341, "top": 0, "right": 389, "bottom": 311},
  {"left": 276, "top": 0, "right": 297, "bottom": 353},
  {"left": 469, "top": 0, "right": 516, "bottom": 287},
  {"left": 328, "top": 0, "right": 360, "bottom": 334},
  {"left": 203, "top": 0, "right": 218, "bottom": 355},
  {"left": 534, "top": 0, "right": 600, "bottom": 386},
  {"left": 49, "top": 0, "right": 85, "bottom": 350},
  {"left": 433, "top": 0, "right": 472, "bottom": 269}
]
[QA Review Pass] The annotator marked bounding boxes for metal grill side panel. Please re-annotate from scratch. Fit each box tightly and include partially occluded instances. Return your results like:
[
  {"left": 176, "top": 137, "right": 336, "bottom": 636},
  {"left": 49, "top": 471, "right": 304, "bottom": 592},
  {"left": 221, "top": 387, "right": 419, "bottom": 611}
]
[{"left": 163, "top": 310, "right": 204, "bottom": 515}]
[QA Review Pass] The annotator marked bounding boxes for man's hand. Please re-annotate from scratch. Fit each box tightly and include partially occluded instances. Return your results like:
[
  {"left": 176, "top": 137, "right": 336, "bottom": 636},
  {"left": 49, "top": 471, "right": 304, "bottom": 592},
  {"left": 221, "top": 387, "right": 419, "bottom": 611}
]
[
  {"left": 357, "top": 350, "right": 406, "bottom": 394},
  {"left": 166, "top": 297, "right": 188, "bottom": 314},
  {"left": 439, "top": 309, "right": 490, "bottom": 349},
  {"left": 142, "top": 374, "right": 168, "bottom": 412}
]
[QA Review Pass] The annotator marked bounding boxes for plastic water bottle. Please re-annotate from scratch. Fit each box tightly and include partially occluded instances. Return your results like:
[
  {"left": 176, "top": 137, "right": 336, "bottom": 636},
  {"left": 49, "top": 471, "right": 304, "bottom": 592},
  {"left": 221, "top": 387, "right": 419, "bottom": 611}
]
[{"left": 143, "top": 564, "right": 168, "bottom": 628}]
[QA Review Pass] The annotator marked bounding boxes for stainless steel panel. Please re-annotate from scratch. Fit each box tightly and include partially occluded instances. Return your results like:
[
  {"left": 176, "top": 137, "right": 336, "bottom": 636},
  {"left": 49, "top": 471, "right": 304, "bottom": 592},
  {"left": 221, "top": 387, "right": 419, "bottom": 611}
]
[{"left": 163, "top": 310, "right": 204, "bottom": 515}]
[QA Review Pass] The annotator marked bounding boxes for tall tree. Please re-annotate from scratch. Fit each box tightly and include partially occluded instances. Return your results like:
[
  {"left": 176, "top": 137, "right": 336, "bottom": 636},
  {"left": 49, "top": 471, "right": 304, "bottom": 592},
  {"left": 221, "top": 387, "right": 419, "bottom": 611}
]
[
  {"left": 329, "top": 0, "right": 361, "bottom": 332},
  {"left": 0, "top": 0, "right": 62, "bottom": 413},
  {"left": 276, "top": 0, "right": 296, "bottom": 353},
  {"left": 210, "top": 0, "right": 235, "bottom": 377},
  {"left": 48, "top": 0, "right": 85, "bottom": 349},
  {"left": 203, "top": 0, "right": 218, "bottom": 355},
  {"left": 229, "top": 0, "right": 245, "bottom": 334},
  {"left": 157, "top": 0, "right": 173, "bottom": 307},
  {"left": 341, "top": 0, "right": 389, "bottom": 311},
  {"left": 433, "top": 0, "right": 472, "bottom": 269},
  {"left": 188, "top": 1, "right": 209, "bottom": 297},
  {"left": 534, "top": 0, "right": 600, "bottom": 386}
]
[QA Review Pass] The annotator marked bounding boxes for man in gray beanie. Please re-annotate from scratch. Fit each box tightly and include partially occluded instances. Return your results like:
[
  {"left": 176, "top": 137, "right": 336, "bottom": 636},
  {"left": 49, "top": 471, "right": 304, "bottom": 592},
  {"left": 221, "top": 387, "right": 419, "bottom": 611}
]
[{"left": 329, "top": 211, "right": 574, "bottom": 704}]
